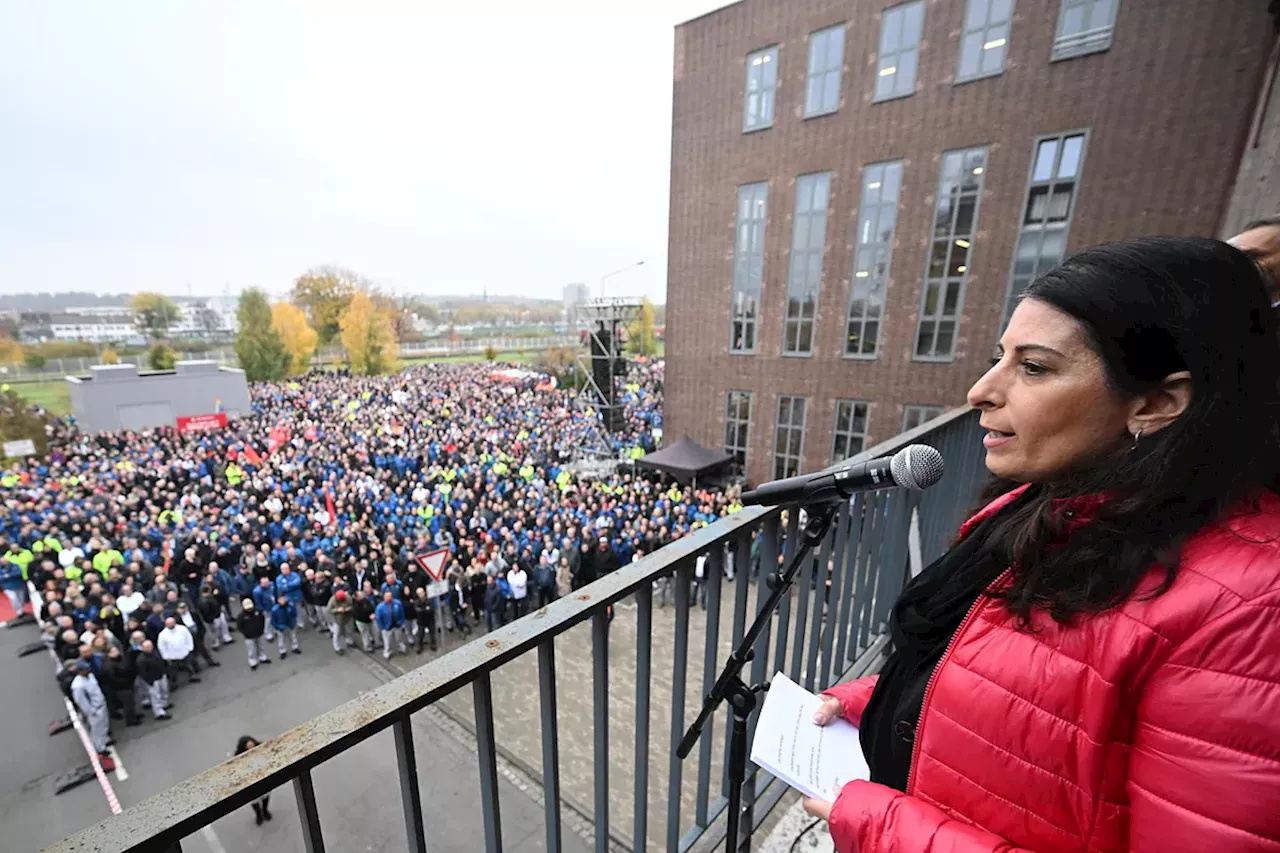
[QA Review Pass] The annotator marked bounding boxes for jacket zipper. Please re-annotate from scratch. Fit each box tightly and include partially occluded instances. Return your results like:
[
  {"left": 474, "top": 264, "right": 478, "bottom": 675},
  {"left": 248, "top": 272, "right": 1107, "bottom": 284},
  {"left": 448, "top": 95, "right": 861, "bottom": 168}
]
[{"left": 906, "top": 567, "right": 1011, "bottom": 795}]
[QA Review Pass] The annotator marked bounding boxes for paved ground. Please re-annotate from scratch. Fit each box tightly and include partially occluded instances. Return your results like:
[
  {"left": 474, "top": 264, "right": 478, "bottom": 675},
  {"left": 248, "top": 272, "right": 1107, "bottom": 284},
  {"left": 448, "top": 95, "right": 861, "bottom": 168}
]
[{"left": 0, "top": 619, "right": 589, "bottom": 853}]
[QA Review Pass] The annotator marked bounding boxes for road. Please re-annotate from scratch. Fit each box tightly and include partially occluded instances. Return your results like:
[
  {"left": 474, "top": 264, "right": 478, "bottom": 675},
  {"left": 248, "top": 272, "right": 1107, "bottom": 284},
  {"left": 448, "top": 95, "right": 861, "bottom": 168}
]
[{"left": 0, "top": 618, "right": 589, "bottom": 853}]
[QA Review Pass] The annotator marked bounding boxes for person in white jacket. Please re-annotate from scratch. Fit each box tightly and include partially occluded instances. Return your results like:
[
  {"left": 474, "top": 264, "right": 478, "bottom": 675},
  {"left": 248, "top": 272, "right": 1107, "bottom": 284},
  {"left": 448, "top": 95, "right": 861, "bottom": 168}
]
[
  {"left": 157, "top": 617, "right": 201, "bottom": 686},
  {"left": 507, "top": 566, "right": 529, "bottom": 620},
  {"left": 70, "top": 660, "right": 113, "bottom": 763},
  {"left": 116, "top": 584, "right": 145, "bottom": 620}
]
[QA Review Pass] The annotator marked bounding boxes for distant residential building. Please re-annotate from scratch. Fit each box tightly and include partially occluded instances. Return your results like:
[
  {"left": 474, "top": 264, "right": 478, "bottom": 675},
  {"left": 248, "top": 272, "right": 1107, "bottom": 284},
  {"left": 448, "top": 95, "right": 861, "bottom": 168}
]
[
  {"left": 563, "top": 282, "right": 590, "bottom": 322},
  {"left": 46, "top": 313, "right": 136, "bottom": 343}
]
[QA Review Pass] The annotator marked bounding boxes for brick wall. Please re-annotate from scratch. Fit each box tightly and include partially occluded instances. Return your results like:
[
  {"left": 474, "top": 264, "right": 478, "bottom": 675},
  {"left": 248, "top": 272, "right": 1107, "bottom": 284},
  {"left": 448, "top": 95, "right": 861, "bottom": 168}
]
[{"left": 667, "top": 0, "right": 1274, "bottom": 485}]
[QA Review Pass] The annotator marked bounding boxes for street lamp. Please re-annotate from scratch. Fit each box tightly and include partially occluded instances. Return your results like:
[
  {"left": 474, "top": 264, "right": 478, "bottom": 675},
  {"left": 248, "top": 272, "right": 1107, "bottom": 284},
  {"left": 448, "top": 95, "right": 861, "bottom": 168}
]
[{"left": 599, "top": 260, "right": 645, "bottom": 299}]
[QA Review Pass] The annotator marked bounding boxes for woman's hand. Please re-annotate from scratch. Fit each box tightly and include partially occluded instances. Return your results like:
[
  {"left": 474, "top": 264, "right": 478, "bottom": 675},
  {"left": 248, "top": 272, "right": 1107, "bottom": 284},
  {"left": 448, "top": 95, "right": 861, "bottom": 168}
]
[
  {"left": 802, "top": 783, "right": 843, "bottom": 821},
  {"left": 812, "top": 694, "right": 843, "bottom": 726}
]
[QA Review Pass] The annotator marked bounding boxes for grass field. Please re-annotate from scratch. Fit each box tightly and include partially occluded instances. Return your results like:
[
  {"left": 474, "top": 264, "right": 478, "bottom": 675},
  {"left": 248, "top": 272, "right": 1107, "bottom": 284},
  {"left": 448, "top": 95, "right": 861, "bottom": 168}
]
[{"left": 10, "top": 381, "right": 72, "bottom": 416}]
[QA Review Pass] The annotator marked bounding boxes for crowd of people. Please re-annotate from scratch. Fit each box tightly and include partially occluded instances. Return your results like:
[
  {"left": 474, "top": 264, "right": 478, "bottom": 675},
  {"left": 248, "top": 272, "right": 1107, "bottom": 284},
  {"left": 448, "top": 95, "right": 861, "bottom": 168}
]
[{"left": 0, "top": 358, "right": 742, "bottom": 772}]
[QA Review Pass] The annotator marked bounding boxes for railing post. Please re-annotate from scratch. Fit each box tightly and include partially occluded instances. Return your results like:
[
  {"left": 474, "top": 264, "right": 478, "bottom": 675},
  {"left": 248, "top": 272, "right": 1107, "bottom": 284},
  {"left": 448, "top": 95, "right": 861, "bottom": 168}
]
[
  {"left": 592, "top": 610, "right": 609, "bottom": 853},
  {"left": 694, "top": 545, "right": 724, "bottom": 827},
  {"left": 293, "top": 769, "right": 327, "bottom": 853},
  {"left": 473, "top": 673, "right": 504, "bottom": 853},
  {"left": 666, "top": 560, "right": 694, "bottom": 852},
  {"left": 633, "top": 582, "right": 653, "bottom": 852},
  {"left": 394, "top": 716, "right": 427, "bottom": 853},
  {"left": 538, "top": 639, "right": 563, "bottom": 853}
]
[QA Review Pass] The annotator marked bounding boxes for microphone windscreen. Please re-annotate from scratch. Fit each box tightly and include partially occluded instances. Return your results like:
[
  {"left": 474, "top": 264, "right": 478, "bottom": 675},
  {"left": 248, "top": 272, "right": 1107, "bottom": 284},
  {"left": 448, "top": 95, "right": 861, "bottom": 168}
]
[{"left": 890, "top": 445, "right": 945, "bottom": 491}]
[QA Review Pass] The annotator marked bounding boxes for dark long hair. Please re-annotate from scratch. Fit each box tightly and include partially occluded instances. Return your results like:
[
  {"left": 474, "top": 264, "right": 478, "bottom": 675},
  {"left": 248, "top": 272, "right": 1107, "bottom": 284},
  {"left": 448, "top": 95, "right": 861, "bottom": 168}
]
[
  {"left": 984, "top": 237, "right": 1280, "bottom": 625},
  {"left": 235, "top": 735, "right": 259, "bottom": 754}
]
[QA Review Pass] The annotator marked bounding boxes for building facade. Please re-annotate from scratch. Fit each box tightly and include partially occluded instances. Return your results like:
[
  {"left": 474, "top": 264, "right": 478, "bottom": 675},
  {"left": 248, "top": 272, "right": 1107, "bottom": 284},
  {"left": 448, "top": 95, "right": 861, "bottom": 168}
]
[
  {"left": 665, "top": 0, "right": 1278, "bottom": 485},
  {"left": 563, "top": 282, "right": 591, "bottom": 322},
  {"left": 47, "top": 313, "right": 136, "bottom": 343}
]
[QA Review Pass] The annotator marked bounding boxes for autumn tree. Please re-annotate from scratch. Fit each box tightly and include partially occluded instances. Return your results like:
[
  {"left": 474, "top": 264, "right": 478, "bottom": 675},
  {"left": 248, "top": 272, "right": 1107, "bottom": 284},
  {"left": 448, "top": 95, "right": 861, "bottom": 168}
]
[
  {"left": 100, "top": 347, "right": 120, "bottom": 365},
  {"left": 339, "top": 291, "right": 398, "bottom": 376},
  {"left": 271, "top": 302, "right": 319, "bottom": 375},
  {"left": 626, "top": 298, "right": 658, "bottom": 357},
  {"left": 0, "top": 387, "right": 51, "bottom": 456},
  {"left": 147, "top": 343, "right": 177, "bottom": 370},
  {"left": 192, "top": 302, "right": 224, "bottom": 336},
  {"left": 235, "top": 288, "right": 290, "bottom": 382},
  {"left": 131, "top": 292, "right": 183, "bottom": 338},
  {"left": 291, "top": 266, "right": 374, "bottom": 345},
  {"left": 0, "top": 336, "right": 23, "bottom": 365}
]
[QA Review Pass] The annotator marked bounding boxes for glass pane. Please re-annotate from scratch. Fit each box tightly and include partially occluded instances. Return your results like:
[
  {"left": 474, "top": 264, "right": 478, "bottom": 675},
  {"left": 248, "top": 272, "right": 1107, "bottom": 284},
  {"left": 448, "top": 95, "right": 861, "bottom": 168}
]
[
  {"left": 1047, "top": 184, "right": 1074, "bottom": 221},
  {"left": 1038, "top": 227, "right": 1067, "bottom": 271},
  {"left": 809, "top": 34, "right": 825, "bottom": 74},
  {"left": 954, "top": 195, "right": 976, "bottom": 235},
  {"left": 835, "top": 402, "right": 851, "bottom": 433},
  {"left": 923, "top": 279, "right": 941, "bottom": 313},
  {"left": 903, "top": 1, "right": 925, "bottom": 44},
  {"left": 806, "top": 77, "right": 822, "bottom": 114},
  {"left": 990, "top": 0, "right": 1012, "bottom": 22},
  {"left": 827, "top": 27, "right": 845, "bottom": 71},
  {"left": 943, "top": 280, "right": 961, "bottom": 315},
  {"left": 929, "top": 242, "right": 949, "bottom": 279},
  {"left": 798, "top": 321, "right": 813, "bottom": 353},
  {"left": 1090, "top": 0, "right": 1116, "bottom": 29},
  {"left": 883, "top": 162, "right": 901, "bottom": 198},
  {"left": 934, "top": 191, "right": 955, "bottom": 236},
  {"left": 852, "top": 404, "right": 867, "bottom": 434},
  {"left": 881, "top": 7, "right": 903, "bottom": 52},
  {"left": 965, "top": 0, "right": 989, "bottom": 30},
  {"left": 1058, "top": 135, "right": 1084, "bottom": 178},
  {"left": 943, "top": 152, "right": 964, "bottom": 181},
  {"left": 1013, "top": 231, "right": 1040, "bottom": 276},
  {"left": 1033, "top": 139, "right": 1058, "bottom": 181},
  {"left": 949, "top": 243, "right": 969, "bottom": 277},
  {"left": 875, "top": 67, "right": 895, "bottom": 100},
  {"left": 863, "top": 321, "right": 879, "bottom": 353},
  {"left": 915, "top": 323, "right": 934, "bottom": 356},
  {"left": 812, "top": 174, "right": 829, "bottom": 208},
  {"left": 823, "top": 72, "right": 840, "bottom": 111},
  {"left": 981, "top": 33, "right": 1006, "bottom": 74},
  {"left": 959, "top": 32, "right": 982, "bottom": 77},
  {"left": 1062, "top": 5, "right": 1086, "bottom": 36},
  {"left": 897, "top": 47, "right": 918, "bottom": 92},
  {"left": 934, "top": 320, "right": 955, "bottom": 354},
  {"left": 789, "top": 429, "right": 803, "bottom": 457},
  {"left": 762, "top": 50, "right": 777, "bottom": 85}
]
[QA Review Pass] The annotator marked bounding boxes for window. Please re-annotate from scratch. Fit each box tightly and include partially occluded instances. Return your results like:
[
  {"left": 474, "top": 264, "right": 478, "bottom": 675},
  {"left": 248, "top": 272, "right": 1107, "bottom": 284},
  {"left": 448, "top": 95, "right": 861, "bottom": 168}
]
[
  {"left": 1004, "top": 132, "right": 1087, "bottom": 325},
  {"left": 744, "top": 47, "right": 778, "bottom": 131},
  {"left": 915, "top": 147, "right": 987, "bottom": 360},
  {"left": 832, "top": 400, "right": 869, "bottom": 463},
  {"left": 730, "top": 182, "right": 768, "bottom": 353},
  {"left": 805, "top": 25, "right": 845, "bottom": 117},
  {"left": 724, "top": 391, "right": 753, "bottom": 475},
  {"left": 846, "top": 160, "right": 903, "bottom": 357},
  {"left": 774, "top": 395, "right": 808, "bottom": 480},
  {"left": 1053, "top": 0, "right": 1118, "bottom": 61},
  {"left": 957, "top": 0, "right": 1012, "bottom": 81},
  {"left": 874, "top": 1, "right": 925, "bottom": 102},
  {"left": 902, "top": 404, "right": 944, "bottom": 432},
  {"left": 783, "top": 172, "right": 831, "bottom": 355}
]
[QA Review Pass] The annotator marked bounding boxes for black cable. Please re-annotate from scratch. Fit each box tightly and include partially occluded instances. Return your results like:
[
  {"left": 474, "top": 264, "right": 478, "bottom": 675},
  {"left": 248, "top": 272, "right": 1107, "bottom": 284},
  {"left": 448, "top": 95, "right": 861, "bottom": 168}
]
[{"left": 789, "top": 816, "right": 823, "bottom": 853}]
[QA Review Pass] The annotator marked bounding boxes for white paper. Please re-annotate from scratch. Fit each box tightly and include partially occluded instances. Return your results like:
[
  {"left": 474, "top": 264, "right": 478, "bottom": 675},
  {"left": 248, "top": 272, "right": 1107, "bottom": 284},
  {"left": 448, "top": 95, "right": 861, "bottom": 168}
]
[{"left": 749, "top": 672, "right": 870, "bottom": 801}]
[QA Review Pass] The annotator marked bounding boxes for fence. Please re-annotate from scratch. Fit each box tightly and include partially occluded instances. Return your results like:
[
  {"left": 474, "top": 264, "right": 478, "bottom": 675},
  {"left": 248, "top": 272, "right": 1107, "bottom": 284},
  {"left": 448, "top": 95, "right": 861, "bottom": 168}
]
[
  {"left": 45, "top": 407, "right": 986, "bottom": 853},
  {"left": 1, "top": 336, "right": 583, "bottom": 382}
]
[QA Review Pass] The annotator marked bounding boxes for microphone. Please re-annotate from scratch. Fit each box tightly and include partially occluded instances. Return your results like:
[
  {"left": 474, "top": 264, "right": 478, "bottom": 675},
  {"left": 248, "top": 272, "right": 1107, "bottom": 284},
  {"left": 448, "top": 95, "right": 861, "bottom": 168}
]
[{"left": 741, "top": 444, "right": 945, "bottom": 507}]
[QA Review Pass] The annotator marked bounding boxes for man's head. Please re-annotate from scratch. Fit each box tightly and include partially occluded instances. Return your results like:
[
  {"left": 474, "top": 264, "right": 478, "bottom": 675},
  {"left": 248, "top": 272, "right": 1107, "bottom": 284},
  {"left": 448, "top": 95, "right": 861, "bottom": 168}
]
[
  {"left": 164, "top": 617, "right": 176, "bottom": 629},
  {"left": 277, "top": 594, "right": 287, "bottom": 606},
  {"left": 1229, "top": 215, "right": 1280, "bottom": 299},
  {"left": 383, "top": 591, "right": 393, "bottom": 603},
  {"left": 141, "top": 640, "right": 155, "bottom": 654},
  {"left": 259, "top": 576, "right": 271, "bottom": 588}
]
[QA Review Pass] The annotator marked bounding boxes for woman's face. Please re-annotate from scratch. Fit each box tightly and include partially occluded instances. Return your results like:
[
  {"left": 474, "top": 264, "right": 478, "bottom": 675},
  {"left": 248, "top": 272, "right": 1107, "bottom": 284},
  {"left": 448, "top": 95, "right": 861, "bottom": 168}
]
[{"left": 967, "top": 299, "right": 1132, "bottom": 483}]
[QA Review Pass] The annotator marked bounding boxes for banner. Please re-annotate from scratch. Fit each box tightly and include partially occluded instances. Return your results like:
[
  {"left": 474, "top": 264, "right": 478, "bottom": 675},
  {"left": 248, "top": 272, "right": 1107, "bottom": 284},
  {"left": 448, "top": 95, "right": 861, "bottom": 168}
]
[{"left": 176, "top": 413, "right": 228, "bottom": 433}]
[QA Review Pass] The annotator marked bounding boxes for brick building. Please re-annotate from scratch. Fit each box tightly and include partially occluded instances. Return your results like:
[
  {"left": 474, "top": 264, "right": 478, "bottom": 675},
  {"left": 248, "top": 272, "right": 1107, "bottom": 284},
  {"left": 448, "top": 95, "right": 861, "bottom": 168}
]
[{"left": 664, "top": 0, "right": 1278, "bottom": 486}]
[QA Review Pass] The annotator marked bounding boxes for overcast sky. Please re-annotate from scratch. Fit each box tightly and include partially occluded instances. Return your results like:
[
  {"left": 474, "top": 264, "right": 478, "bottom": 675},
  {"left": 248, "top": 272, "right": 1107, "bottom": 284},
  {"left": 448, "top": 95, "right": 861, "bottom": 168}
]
[{"left": 0, "top": 1, "right": 725, "bottom": 303}]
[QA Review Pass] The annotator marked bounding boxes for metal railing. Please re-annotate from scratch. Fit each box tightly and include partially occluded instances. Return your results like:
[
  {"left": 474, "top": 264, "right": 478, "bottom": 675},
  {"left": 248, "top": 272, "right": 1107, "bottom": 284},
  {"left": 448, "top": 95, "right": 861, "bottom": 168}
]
[{"left": 45, "top": 407, "right": 986, "bottom": 853}]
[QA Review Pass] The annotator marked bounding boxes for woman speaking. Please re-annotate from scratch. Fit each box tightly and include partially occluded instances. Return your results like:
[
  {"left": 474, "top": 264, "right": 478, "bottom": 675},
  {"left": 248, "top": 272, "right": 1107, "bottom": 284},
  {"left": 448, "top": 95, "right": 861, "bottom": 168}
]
[{"left": 806, "top": 237, "right": 1280, "bottom": 851}]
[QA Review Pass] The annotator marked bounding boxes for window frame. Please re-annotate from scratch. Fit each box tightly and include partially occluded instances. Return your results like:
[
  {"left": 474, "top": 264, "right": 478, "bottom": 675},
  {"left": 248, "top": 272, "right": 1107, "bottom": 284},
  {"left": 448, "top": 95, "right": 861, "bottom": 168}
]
[
  {"left": 956, "top": 0, "right": 1014, "bottom": 84},
  {"left": 743, "top": 46, "right": 780, "bottom": 132},
  {"left": 724, "top": 390, "right": 753, "bottom": 476},
  {"left": 782, "top": 172, "right": 831, "bottom": 357},
  {"left": 1001, "top": 129, "right": 1090, "bottom": 328},
  {"left": 902, "top": 404, "right": 944, "bottom": 432},
  {"left": 831, "top": 399, "right": 870, "bottom": 464},
  {"left": 845, "top": 159, "right": 903, "bottom": 359},
  {"left": 804, "top": 24, "right": 846, "bottom": 118},
  {"left": 730, "top": 182, "right": 769, "bottom": 354},
  {"left": 914, "top": 146, "right": 989, "bottom": 363},
  {"left": 1052, "top": 0, "right": 1119, "bottom": 62},
  {"left": 873, "top": 0, "right": 926, "bottom": 103},
  {"left": 772, "top": 394, "right": 809, "bottom": 480}
]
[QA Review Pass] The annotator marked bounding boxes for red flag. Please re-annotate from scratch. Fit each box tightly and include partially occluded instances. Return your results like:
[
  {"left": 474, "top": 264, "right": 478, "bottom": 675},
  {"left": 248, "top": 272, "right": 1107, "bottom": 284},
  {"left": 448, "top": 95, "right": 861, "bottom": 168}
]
[
  {"left": 304, "top": 425, "right": 318, "bottom": 442},
  {"left": 326, "top": 490, "right": 336, "bottom": 524},
  {"left": 243, "top": 445, "right": 263, "bottom": 466}
]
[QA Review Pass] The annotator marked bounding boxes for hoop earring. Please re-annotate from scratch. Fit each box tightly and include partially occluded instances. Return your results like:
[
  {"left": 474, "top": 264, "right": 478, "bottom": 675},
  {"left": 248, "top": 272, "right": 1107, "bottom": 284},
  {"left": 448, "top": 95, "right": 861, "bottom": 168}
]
[{"left": 1131, "top": 428, "right": 1143, "bottom": 451}]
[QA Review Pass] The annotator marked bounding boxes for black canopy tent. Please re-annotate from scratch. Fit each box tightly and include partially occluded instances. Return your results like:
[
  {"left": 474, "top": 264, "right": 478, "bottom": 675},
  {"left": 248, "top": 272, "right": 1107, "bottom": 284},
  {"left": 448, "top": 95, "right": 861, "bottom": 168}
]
[{"left": 634, "top": 435, "right": 734, "bottom": 487}]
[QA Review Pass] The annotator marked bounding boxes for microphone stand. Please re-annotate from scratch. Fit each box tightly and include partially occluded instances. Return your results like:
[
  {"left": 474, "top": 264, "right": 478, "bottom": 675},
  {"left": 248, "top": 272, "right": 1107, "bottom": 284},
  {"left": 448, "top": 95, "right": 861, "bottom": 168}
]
[{"left": 676, "top": 500, "right": 840, "bottom": 853}]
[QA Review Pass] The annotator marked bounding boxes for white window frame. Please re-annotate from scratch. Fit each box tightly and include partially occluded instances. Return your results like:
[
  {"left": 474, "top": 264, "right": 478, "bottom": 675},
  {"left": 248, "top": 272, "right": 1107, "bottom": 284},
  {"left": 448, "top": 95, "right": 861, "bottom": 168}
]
[
  {"left": 744, "top": 46, "right": 779, "bottom": 132},
  {"left": 724, "top": 390, "right": 753, "bottom": 475},
  {"left": 730, "top": 182, "right": 768, "bottom": 354},
  {"left": 831, "top": 399, "right": 870, "bottom": 464},
  {"left": 1052, "top": 0, "right": 1118, "bottom": 61},
  {"left": 957, "top": 0, "right": 1013, "bottom": 82},
  {"left": 773, "top": 395, "right": 808, "bottom": 480},
  {"left": 846, "top": 160, "right": 903, "bottom": 358},
  {"left": 783, "top": 172, "right": 831, "bottom": 356},
  {"left": 805, "top": 25, "right": 845, "bottom": 118},
  {"left": 902, "top": 404, "right": 944, "bottom": 432},
  {"left": 874, "top": 1, "right": 926, "bottom": 103}
]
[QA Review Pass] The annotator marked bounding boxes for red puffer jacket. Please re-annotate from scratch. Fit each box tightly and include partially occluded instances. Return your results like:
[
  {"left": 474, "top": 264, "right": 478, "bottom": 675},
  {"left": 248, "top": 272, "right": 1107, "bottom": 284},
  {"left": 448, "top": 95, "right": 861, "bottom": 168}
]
[{"left": 823, "top": 485, "right": 1280, "bottom": 852}]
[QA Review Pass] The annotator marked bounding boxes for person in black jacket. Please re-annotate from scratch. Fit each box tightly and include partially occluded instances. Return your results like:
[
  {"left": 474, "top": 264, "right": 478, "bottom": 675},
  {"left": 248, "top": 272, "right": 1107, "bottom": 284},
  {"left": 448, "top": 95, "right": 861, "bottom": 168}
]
[
  {"left": 174, "top": 601, "right": 219, "bottom": 668},
  {"left": 195, "top": 587, "right": 227, "bottom": 650},
  {"left": 235, "top": 599, "right": 270, "bottom": 671},
  {"left": 352, "top": 589, "right": 375, "bottom": 652},
  {"left": 134, "top": 640, "right": 171, "bottom": 720},
  {"left": 235, "top": 736, "right": 272, "bottom": 825},
  {"left": 412, "top": 587, "right": 437, "bottom": 653},
  {"left": 101, "top": 645, "right": 141, "bottom": 726}
]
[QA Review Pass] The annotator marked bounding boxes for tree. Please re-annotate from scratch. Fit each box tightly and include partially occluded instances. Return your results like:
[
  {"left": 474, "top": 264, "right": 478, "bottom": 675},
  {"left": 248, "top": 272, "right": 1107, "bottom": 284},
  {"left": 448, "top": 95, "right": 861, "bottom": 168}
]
[
  {"left": 0, "top": 336, "right": 22, "bottom": 365},
  {"left": 131, "top": 292, "right": 183, "bottom": 338},
  {"left": 626, "top": 298, "right": 658, "bottom": 357},
  {"left": 192, "top": 302, "right": 223, "bottom": 336},
  {"left": 484, "top": 344, "right": 499, "bottom": 362},
  {"left": 271, "top": 302, "right": 319, "bottom": 375},
  {"left": 100, "top": 347, "right": 120, "bottom": 365},
  {"left": 147, "top": 343, "right": 176, "bottom": 370},
  {"left": 291, "top": 266, "right": 372, "bottom": 345},
  {"left": 235, "top": 288, "right": 290, "bottom": 382},
  {"left": 339, "top": 291, "right": 398, "bottom": 376},
  {"left": 0, "top": 387, "right": 50, "bottom": 456},
  {"left": 23, "top": 351, "right": 46, "bottom": 370}
]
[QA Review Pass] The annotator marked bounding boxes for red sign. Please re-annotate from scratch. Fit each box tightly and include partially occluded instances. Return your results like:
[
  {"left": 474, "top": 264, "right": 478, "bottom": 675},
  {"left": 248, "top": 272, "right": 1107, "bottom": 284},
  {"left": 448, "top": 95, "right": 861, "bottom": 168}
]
[
  {"left": 414, "top": 548, "right": 450, "bottom": 582},
  {"left": 176, "top": 413, "right": 228, "bottom": 433}
]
